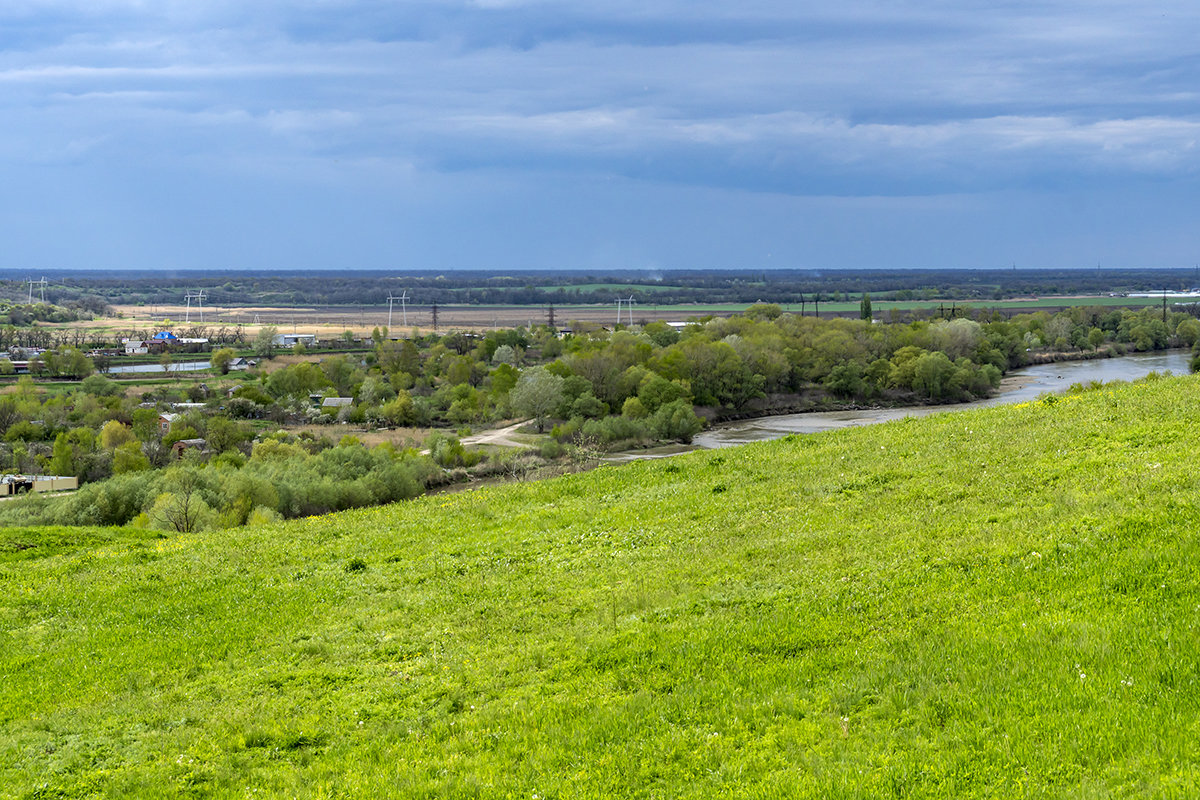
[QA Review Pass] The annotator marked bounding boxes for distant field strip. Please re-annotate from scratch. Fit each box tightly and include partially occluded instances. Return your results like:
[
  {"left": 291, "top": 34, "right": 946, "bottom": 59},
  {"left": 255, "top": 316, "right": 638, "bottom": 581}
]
[{"left": 84, "top": 295, "right": 1177, "bottom": 336}]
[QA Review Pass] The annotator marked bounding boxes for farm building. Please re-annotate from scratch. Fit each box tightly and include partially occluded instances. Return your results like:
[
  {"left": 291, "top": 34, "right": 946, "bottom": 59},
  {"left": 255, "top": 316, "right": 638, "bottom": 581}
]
[{"left": 273, "top": 333, "right": 316, "bottom": 348}]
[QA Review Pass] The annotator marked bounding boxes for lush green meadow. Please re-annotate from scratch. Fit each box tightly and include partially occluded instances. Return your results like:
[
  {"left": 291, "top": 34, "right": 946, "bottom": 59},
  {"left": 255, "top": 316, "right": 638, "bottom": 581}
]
[{"left": 5, "top": 375, "right": 1200, "bottom": 797}]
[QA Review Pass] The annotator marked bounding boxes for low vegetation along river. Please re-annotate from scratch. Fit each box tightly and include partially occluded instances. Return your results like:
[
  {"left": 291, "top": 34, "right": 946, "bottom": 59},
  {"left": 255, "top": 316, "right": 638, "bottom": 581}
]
[{"left": 616, "top": 350, "right": 1192, "bottom": 457}]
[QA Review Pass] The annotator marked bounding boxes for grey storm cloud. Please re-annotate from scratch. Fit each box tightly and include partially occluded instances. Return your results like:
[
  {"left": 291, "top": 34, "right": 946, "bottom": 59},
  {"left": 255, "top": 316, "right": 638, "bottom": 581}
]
[{"left": 2, "top": 0, "right": 1200, "bottom": 268}]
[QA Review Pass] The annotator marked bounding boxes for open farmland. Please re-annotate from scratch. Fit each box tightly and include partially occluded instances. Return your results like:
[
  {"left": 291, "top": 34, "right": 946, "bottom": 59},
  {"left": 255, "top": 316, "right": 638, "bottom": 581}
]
[
  {"left": 4, "top": 374, "right": 1200, "bottom": 796},
  {"left": 47, "top": 293, "right": 1187, "bottom": 342}
]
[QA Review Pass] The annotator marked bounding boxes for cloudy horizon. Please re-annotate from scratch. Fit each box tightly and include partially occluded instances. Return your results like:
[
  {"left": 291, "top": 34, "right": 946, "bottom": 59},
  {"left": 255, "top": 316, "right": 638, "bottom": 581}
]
[{"left": 3, "top": 1, "right": 1199, "bottom": 271}]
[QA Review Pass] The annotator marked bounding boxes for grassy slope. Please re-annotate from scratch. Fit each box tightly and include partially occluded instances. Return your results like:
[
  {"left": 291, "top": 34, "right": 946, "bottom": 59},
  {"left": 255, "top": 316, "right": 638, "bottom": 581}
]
[{"left": 4, "top": 377, "right": 1200, "bottom": 798}]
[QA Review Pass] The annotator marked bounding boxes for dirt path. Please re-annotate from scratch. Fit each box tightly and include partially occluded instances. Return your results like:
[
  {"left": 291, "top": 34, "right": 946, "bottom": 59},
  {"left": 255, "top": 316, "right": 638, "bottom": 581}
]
[{"left": 460, "top": 420, "right": 531, "bottom": 449}]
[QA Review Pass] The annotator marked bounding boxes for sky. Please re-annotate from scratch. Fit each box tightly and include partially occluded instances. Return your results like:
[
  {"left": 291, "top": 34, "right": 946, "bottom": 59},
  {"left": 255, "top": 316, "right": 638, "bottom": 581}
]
[{"left": 2, "top": 0, "right": 1200, "bottom": 271}]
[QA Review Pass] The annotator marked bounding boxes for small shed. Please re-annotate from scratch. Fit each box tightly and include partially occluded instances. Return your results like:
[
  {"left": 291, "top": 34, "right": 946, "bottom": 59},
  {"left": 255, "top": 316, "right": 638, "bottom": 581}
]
[{"left": 158, "top": 412, "right": 179, "bottom": 433}]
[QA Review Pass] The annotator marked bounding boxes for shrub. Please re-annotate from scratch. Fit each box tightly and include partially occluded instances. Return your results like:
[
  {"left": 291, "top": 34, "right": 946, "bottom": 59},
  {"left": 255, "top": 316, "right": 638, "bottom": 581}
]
[
  {"left": 650, "top": 399, "right": 704, "bottom": 443},
  {"left": 80, "top": 375, "right": 123, "bottom": 397}
]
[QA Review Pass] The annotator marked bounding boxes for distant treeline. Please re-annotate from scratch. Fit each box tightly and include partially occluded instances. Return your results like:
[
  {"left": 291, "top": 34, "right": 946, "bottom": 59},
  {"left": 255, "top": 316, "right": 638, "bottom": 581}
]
[{"left": 2, "top": 268, "right": 1200, "bottom": 309}]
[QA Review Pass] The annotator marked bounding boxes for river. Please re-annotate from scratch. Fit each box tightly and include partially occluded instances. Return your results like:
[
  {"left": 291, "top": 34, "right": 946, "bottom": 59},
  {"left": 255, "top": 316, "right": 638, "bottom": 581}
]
[
  {"left": 611, "top": 349, "right": 1192, "bottom": 458},
  {"left": 107, "top": 361, "right": 212, "bottom": 374}
]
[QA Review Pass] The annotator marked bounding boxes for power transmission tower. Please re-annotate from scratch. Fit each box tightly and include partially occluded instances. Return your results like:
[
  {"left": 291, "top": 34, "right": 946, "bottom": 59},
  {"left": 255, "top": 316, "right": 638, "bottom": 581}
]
[
  {"left": 615, "top": 297, "right": 623, "bottom": 326},
  {"left": 184, "top": 290, "right": 207, "bottom": 323},
  {"left": 27, "top": 277, "right": 47, "bottom": 304},
  {"left": 387, "top": 290, "right": 409, "bottom": 328},
  {"left": 625, "top": 295, "right": 636, "bottom": 325}
]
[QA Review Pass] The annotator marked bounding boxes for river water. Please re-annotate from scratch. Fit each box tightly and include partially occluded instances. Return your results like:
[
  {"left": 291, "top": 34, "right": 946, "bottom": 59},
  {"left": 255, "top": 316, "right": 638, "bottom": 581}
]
[
  {"left": 107, "top": 361, "right": 212, "bottom": 374},
  {"left": 616, "top": 349, "right": 1192, "bottom": 457}
]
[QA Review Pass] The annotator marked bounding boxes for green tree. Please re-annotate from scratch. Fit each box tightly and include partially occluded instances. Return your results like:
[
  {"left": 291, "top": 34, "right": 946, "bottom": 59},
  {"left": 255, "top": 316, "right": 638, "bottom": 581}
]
[
  {"left": 489, "top": 363, "right": 519, "bottom": 398},
  {"left": 650, "top": 399, "right": 704, "bottom": 442},
  {"left": 825, "top": 361, "right": 867, "bottom": 398},
  {"left": 744, "top": 303, "right": 783, "bottom": 321},
  {"left": 492, "top": 344, "right": 518, "bottom": 366},
  {"left": 267, "top": 362, "right": 330, "bottom": 399},
  {"left": 379, "top": 391, "right": 416, "bottom": 426},
  {"left": 80, "top": 374, "right": 122, "bottom": 397},
  {"left": 510, "top": 366, "right": 565, "bottom": 433},
  {"left": 860, "top": 293, "right": 872, "bottom": 321},
  {"left": 99, "top": 420, "right": 135, "bottom": 451},
  {"left": 358, "top": 376, "right": 396, "bottom": 406},
  {"left": 253, "top": 326, "right": 278, "bottom": 359},
  {"left": 622, "top": 396, "right": 648, "bottom": 419},
  {"left": 0, "top": 397, "right": 20, "bottom": 436},
  {"left": 131, "top": 408, "right": 161, "bottom": 443},
  {"left": 150, "top": 467, "right": 212, "bottom": 533},
  {"left": 43, "top": 347, "right": 93, "bottom": 379},
  {"left": 638, "top": 375, "right": 688, "bottom": 412},
  {"left": 206, "top": 417, "right": 250, "bottom": 454},
  {"left": 47, "top": 432, "right": 76, "bottom": 476},
  {"left": 320, "top": 355, "right": 361, "bottom": 396},
  {"left": 211, "top": 347, "right": 236, "bottom": 374},
  {"left": 113, "top": 440, "right": 150, "bottom": 474}
]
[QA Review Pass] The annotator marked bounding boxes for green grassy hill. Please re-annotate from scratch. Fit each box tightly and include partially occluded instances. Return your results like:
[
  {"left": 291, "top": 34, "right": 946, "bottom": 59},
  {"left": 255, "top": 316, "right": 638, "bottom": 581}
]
[{"left": 5, "top": 376, "right": 1200, "bottom": 798}]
